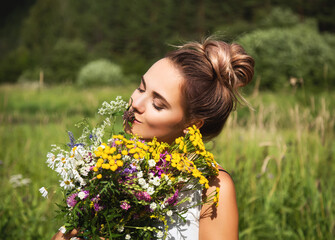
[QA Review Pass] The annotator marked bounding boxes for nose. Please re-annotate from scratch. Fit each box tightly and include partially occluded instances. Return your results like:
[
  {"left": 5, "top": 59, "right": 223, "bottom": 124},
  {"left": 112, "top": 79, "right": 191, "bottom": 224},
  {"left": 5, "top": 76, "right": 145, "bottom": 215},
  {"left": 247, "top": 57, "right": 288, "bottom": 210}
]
[{"left": 130, "top": 92, "right": 145, "bottom": 114}]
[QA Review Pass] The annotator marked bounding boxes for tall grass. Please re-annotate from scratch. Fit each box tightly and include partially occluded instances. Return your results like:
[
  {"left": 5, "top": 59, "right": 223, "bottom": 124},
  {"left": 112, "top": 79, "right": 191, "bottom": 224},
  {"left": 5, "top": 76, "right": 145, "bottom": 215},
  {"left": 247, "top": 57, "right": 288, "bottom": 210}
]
[{"left": 0, "top": 84, "right": 334, "bottom": 239}]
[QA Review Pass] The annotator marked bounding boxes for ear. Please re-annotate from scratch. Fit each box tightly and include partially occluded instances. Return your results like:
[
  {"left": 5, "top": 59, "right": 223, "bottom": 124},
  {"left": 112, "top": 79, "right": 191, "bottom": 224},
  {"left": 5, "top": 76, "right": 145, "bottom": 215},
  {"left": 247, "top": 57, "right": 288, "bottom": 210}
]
[
  {"left": 184, "top": 119, "right": 204, "bottom": 133},
  {"left": 193, "top": 119, "right": 204, "bottom": 129}
]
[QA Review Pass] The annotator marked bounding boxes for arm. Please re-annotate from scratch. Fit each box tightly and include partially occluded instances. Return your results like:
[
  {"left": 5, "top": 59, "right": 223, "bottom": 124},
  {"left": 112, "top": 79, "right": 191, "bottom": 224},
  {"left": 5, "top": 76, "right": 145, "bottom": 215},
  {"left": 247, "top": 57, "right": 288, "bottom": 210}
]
[{"left": 199, "top": 170, "right": 239, "bottom": 240}]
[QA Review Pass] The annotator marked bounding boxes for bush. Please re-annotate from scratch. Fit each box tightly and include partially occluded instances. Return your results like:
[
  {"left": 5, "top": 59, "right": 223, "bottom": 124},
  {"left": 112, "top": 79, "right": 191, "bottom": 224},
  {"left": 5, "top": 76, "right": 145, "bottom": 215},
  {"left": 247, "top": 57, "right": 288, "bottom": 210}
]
[
  {"left": 260, "top": 7, "right": 300, "bottom": 29},
  {"left": 237, "top": 23, "right": 335, "bottom": 90},
  {"left": 76, "top": 59, "right": 124, "bottom": 87}
]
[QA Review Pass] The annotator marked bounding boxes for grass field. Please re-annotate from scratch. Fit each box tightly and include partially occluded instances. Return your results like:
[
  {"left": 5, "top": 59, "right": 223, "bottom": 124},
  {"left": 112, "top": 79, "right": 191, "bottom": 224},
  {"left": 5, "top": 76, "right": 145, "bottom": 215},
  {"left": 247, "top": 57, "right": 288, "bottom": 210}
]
[{"left": 0, "top": 84, "right": 334, "bottom": 239}]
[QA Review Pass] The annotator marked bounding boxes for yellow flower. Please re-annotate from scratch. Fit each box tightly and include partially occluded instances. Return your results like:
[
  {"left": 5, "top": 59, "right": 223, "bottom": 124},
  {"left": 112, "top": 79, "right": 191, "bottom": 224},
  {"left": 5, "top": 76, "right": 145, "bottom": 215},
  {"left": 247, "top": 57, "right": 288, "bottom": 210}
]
[
  {"left": 109, "top": 147, "right": 116, "bottom": 154},
  {"left": 104, "top": 146, "right": 110, "bottom": 153},
  {"left": 192, "top": 169, "right": 202, "bottom": 178},
  {"left": 93, "top": 167, "right": 98, "bottom": 172},
  {"left": 199, "top": 177, "right": 207, "bottom": 185},
  {"left": 94, "top": 151, "right": 102, "bottom": 157},
  {"left": 110, "top": 165, "right": 118, "bottom": 171},
  {"left": 129, "top": 148, "right": 136, "bottom": 154},
  {"left": 179, "top": 141, "right": 184, "bottom": 151},
  {"left": 116, "top": 160, "right": 123, "bottom": 167},
  {"left": 97, "top": 174, "right": 102, "bottom": 179},
  {"left": 121, "top": 150, "right": 128, "bottom": 155},
  {"left": 102, "top": 163, "right": 110, "bottom": 170}
]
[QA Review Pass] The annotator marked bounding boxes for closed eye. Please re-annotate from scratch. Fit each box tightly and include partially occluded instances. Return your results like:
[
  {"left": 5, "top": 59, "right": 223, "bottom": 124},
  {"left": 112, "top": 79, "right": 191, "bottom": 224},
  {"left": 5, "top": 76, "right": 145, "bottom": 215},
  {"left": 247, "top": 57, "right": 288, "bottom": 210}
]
[
  {"left": 152, "top": 103, "right": 164, "bottom": 111},
  {"left": 137, "top": 86, "right": 145, "bottom": 93}
]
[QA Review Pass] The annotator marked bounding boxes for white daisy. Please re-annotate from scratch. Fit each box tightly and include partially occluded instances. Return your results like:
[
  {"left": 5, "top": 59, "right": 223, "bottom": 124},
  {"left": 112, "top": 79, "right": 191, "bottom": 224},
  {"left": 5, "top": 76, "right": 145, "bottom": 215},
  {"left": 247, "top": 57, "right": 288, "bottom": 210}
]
[
  {"left": 138, "top": 178, "right": 146, "bottom": 186},
  {"left": 157, "top": 231, "right": 164, "bottom": 238},
  {"left": 137, "top": 171, "right": 143, "bottom": 178},
  {"left": 147, "top": 186, "right": 155, "bottom": 195},
  {"left": 150, "top": 202, "right": 157, "bottom": 211},
  {"left": 39, "top": 187, "right": 48, "bottom": 198},
  {"left": 148, "top": 159, "right": 156, "bottom": 167}
]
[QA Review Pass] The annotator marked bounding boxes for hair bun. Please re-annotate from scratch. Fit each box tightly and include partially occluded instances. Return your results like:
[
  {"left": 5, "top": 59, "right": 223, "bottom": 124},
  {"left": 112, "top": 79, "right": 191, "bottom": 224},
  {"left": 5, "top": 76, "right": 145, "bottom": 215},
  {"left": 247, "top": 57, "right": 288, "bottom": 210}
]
[
  {"left": 166, "top": 38, "right": 255, "bottom": 140},
  {"left": 203, "top": 40, "right": 254, "bottom": 90}
]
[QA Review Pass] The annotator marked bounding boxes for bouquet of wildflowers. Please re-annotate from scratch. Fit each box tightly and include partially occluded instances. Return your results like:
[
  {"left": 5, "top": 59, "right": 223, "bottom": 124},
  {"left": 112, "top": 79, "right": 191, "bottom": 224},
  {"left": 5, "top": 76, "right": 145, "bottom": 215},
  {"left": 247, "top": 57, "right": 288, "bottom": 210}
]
[{"left": 41, "top": 97, "right": 219, "bottom": 240}]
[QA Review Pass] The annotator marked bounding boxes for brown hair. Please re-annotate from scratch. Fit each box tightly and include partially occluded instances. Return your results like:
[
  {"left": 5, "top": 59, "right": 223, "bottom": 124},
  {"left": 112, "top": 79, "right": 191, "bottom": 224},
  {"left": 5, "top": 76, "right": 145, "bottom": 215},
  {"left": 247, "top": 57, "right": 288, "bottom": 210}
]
[{"left": 166, "top": 38, "right": 254, "bottom": 140}]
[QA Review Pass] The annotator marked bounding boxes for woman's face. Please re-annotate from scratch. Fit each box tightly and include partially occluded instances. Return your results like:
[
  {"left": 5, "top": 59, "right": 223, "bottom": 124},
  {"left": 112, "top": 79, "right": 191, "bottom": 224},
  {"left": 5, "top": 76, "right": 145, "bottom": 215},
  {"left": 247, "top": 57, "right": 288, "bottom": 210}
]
[{"left": 128, "top": 58, "right": 186, "bottom": 143}]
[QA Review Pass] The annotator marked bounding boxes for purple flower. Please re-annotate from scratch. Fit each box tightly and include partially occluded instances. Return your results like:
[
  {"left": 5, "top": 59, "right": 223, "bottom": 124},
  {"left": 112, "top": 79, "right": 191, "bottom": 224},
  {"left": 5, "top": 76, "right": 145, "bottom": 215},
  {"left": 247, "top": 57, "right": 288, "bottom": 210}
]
[
  {"left": 94, "top": 202, "right": 103, "bottom": 211},
  {"left": 166, "top": 189, "right": 179, "bottom": 206},
  {"left": 120, "top": 201, "right": 131, "bottom": 210},
  {"left": 67, "top": 193, "right": 78, "bottom": 207}
]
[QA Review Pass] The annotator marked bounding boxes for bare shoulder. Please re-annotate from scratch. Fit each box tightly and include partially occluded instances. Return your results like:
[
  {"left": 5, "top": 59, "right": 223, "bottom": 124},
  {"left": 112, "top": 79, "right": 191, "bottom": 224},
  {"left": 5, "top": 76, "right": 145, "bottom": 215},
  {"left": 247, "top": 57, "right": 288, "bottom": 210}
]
[{"left": 199, "top": 168, "right": 239, "bottom": 240}]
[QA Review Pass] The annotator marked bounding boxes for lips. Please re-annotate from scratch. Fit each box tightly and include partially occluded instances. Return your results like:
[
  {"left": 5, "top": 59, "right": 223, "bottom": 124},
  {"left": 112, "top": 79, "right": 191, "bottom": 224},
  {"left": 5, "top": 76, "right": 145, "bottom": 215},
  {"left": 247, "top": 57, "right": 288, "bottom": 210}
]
[{"left": 133, "top": 117, "right": 142, "bottom": 124}]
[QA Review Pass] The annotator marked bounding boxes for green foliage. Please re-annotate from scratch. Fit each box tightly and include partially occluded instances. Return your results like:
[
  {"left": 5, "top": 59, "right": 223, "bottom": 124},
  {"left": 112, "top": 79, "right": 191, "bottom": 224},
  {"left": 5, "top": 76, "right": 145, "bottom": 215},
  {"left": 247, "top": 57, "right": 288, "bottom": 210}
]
[
  {"left": 44, "top": 39, "right": 87, "bottom": 84},
  {"left": 0, "top": 46, "right": 32, "bottom": 83},
  {"left": 238, "top": 23, "right": 335, "bottom": 90},
  {"left": 77, "top": 59, "right": 125, "bottom": 87},
  {"left": 259, "top": 7, "right": 300, "bottom": 29},
  {"left": 2, "top": 0, "right": 335, "bottom": 88}
]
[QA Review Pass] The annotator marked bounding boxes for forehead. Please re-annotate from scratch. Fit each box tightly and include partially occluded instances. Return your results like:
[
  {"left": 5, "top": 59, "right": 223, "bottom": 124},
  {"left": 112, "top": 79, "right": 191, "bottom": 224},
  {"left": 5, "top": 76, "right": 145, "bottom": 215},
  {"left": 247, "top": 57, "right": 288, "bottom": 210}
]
[{"left": 143, "top": 58, "right": 184, "bottom": 106}]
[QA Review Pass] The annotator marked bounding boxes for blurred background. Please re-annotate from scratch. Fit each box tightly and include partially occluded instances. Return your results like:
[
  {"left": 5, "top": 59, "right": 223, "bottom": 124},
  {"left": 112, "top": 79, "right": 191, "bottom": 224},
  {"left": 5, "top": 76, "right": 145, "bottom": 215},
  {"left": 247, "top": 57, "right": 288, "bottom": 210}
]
[{"left": 0, "top": 0, "right": 334, "bottom": 239}]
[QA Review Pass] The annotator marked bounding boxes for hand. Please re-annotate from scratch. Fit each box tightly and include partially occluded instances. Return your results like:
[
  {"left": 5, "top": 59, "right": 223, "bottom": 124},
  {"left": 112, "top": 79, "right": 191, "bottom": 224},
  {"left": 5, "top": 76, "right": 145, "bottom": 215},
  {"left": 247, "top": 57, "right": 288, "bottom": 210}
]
[
  {"left": 51, "top": 229, "right": 107, "bottom": 240},
  {"left": 51, "top": 229, "right": 79, "bottom": 240}
]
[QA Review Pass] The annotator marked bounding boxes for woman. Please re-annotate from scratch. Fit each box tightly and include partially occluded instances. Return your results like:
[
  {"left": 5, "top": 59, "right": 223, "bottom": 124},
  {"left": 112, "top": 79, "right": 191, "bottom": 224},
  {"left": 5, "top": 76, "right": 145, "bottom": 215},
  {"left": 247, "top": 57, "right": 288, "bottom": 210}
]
[{"left": 52, "top": 38, "right": 254, "bottom": 240}]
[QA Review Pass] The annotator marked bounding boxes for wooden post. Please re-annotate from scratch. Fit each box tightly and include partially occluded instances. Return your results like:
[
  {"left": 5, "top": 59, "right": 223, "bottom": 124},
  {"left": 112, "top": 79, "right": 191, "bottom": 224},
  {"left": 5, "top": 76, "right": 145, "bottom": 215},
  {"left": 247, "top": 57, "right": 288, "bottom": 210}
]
[{"left": 39, "top": 70, "right": 44, "bottom": 88}]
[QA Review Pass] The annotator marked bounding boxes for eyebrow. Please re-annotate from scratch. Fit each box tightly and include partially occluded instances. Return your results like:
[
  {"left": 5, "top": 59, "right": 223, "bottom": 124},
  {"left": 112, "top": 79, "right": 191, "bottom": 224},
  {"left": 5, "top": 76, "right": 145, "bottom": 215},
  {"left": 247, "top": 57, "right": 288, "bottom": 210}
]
[{"left": 142, "top": 76, "right": 171, "bottom": 109}]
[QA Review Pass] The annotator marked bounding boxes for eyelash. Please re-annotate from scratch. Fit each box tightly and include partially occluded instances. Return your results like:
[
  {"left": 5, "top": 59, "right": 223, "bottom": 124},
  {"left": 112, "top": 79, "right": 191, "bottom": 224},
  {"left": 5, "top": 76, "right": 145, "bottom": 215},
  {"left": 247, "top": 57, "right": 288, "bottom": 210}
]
[
  {"left": 137, "top": 87, "right": 145, "bottom": 93},
  {"left": 137, "top": 84, "right": 164, "bottom": 111},
  {"left": 152, "top": 103, "right": 163, "bottom": 111}
]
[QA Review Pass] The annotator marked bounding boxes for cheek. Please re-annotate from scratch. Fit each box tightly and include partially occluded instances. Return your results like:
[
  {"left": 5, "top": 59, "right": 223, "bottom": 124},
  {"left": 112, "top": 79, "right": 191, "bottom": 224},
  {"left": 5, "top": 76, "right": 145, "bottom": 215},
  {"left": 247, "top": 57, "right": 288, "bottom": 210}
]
[{"left": 146, "top": 109, "right": 184, "bottom": 131}]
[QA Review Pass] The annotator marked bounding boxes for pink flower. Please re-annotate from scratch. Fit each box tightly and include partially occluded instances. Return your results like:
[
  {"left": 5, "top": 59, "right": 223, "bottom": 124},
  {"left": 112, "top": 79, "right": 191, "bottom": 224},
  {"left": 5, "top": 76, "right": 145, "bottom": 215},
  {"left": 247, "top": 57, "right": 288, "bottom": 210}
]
[
  {"left": 135, "top": 191, "right": 152, "bottom": 202},
  {"left": 67, "top": 193, "right": 78, "bottom": 207},
  {"left": 120, "top": 201, "right": 131, "bottom": 210}
]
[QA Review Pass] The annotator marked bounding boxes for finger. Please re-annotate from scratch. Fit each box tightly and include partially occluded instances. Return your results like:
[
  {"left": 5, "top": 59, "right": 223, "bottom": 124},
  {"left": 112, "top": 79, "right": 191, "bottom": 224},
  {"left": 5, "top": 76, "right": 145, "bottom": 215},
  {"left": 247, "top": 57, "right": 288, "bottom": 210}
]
[{"left": 65, "top": 228, "right": 79, "bottom": 236}]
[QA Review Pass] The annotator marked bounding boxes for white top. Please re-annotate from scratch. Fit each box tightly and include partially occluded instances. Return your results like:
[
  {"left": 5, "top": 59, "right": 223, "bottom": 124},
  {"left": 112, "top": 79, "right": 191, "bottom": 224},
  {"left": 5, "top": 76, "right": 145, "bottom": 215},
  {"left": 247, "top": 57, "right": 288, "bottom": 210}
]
[{"left": 166, "top": 185, "right": 202, "bottom": 240}]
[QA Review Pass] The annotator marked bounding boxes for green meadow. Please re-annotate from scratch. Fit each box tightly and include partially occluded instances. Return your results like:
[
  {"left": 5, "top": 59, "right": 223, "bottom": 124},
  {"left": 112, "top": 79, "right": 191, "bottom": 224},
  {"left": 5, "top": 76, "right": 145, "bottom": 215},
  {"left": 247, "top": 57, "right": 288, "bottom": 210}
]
[{"left": 0, "top": 84, "right": 334, "bottom": 239}]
